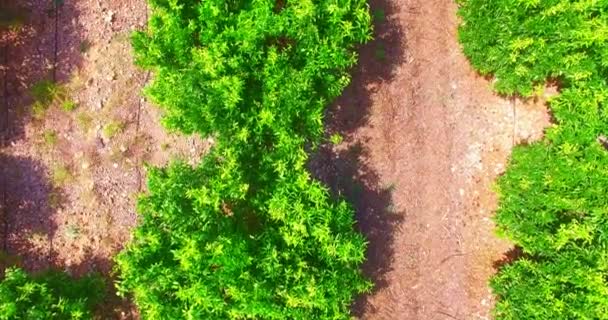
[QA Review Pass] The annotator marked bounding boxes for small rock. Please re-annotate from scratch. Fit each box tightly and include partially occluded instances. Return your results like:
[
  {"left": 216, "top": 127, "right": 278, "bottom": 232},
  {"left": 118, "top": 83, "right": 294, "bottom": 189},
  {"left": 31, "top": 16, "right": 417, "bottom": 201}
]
[
  {"left": 104, "top": 10, "right": 115, "bottom": 24},
  {"left": 113, "top": 163, "right": 119, "bottom": 168},
  {"left": 119, "top": 145, "right": 127, "bottom": 153},
  {"left": 95, "top": 137, "right": 105, "bottom": 149},
  {"left": 459, "top": 188, "right": 465, "bottom": 196}
]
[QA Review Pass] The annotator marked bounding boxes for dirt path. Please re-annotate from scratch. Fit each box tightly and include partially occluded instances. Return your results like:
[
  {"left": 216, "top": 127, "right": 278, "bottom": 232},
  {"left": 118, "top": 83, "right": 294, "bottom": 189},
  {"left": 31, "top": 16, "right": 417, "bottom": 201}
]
[
  {"left": 323, "top": 0, "right": 550, "bottom": 319},
  {"left": 0, "top": 0, "right": 208, "bottom": 282}
]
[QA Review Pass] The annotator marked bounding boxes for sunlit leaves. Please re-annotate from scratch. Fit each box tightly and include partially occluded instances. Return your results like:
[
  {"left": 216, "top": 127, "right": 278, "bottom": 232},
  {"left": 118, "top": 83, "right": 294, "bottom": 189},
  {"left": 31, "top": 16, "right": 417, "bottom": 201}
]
[
  {"left": 0, "top": 268, "right": 105, "bottom": 320},
  {"left": 116, "top": 0, "right": 372, "bottom": 319}
]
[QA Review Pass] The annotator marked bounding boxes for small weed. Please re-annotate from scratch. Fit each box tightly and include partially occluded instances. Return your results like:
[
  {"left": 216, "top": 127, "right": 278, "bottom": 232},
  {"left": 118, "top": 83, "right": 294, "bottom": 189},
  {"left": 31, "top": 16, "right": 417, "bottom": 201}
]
[
  {"left": 108, "top": 145, "right": 127, "bottom": 164},
  {"left": 51, "top": 165, "right": 73, "bottom": 186},
  {"left": 61, "top": 99, "right": 78, "bottom": 112},
  {"left": 160, "top": 142, "right": 171, "bottom": 151},
  {"left": 30, "top": 79, "right": 72, "bottom": 118},
  {"left": 79, "top": 39, "right": 92, "bottom": 53},
  {"left": 329, "top": 133, "right": 343, "bottom": 145},
  {"left": 386, "top": 203, "right": 397, "bottom": 214},
  {"left": 64, "top": 224, "right": 80, "bottom": 240},
  {"left": 31, "top": 79, "right": 59, "bottom": 106},
  {"left": 48, "top": 189, "right": 63, "bottom": 209},
  {"left": 102, "top": 121, "right": 124, "bottom": 140},
  {"left": 76, "top": 112, "right": 94, "bottom": 132},
  {"left": 384, "top": 183, "right": 396, "bottom": 193},
  {"left": 32, "top": 101, "right": 48, "bottom": 120},
  {"left": 42, "top": 130, "right": 58, "bottom": 147}
]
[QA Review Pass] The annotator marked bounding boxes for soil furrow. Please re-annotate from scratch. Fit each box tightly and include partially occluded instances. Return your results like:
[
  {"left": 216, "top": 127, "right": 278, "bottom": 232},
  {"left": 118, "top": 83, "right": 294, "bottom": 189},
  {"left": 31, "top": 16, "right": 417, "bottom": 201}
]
[{"left": 334, "top": 0, "right": 550, "bottom": 319}]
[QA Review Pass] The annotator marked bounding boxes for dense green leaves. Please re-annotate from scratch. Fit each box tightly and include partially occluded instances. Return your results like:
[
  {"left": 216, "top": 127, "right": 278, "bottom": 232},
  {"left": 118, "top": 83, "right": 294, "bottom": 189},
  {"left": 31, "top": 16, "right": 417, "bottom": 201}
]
[
  {"left": 0, "top": 267, "right": 105, "bottom": 320},
  {"left": 459, "top": 0, "right": 608, "bottom": 96},
  {"left": 117, "top": 1, "right": 372, "bottom": 319},
  {"left": 459, "top": 1, "right": 608, "bottom": 319}
]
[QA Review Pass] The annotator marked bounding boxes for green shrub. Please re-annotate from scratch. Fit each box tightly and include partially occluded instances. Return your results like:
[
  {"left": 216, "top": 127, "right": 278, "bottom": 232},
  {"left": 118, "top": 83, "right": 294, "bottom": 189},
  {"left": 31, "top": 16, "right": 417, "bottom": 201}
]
[
  {"left": 459, "top": 1, "right": 608, "bottom": 319},
  {"left": 61, "top": 100, "right": 78, "bottom": 112},
  {"left": 458, "top": 0, "right": 608, "bottom": 96},
  {"left": 42, "top": 130, "right": 59, "bottom": 147},
  {"left": 102, "top": 121, "right": 124, "bottom": 140},
  {"left": 0, "top": 267, "right": 105, "bottom": 319},
  {"left": 116, "top": 0, "right": 373, "bottom": 319}
]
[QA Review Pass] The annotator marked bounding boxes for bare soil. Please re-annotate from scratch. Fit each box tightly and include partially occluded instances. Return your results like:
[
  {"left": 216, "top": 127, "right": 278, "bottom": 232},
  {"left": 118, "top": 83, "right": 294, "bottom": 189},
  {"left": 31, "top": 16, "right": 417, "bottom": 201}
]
[
  {"left": 0, "top": 0, "right": 209, "bottom": 279},
  {"left": 317, "top": 0, "right": 550, "bottom": 319},
  {"left": 1, "top": 0, "right": 551, "bottom": 319}
]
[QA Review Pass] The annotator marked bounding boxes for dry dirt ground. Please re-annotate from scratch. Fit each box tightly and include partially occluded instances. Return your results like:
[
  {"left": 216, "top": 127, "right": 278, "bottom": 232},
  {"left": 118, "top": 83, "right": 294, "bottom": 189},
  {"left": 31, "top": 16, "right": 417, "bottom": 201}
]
[
  {"left": 1, "top": 0, "right": 550, "bottom": 319},
  {"left": 318, "top": 0, "right": 550, "bottom": 319},
  {"left": 0, "top": 0, "right": 208, "bottom": 280}
]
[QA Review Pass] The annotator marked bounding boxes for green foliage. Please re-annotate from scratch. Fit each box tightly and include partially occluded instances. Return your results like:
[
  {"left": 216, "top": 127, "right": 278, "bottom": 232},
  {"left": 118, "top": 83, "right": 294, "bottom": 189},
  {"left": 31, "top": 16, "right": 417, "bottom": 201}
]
[
  {"left": 102, "top": 121, "right": 124, "bottom": 140},
  {"left": 116, "top": 0, "right": 373, "bottom": 319},
  {"left": 31, "top": 80, "right": 61, "bottom": 108},
  {"left": 459, "top": 1, "right": 608, "bottom": 319},
  {"left": 30, "top": 80, "right": 74, "bottom": 118},
  {"left": 42, "top": 130, "right": 59, "bottom": 147},
  {"left": 459, "top": 0, "right": 608, "bottom": 96},
  {"left": 0, "top": 267, "right": 105, "bottom": 320},
  {"left": 330, "top": 133, "right": 344, "bottom": 145},
  {"left": 76, "top": 112, "right": 94, "bottom": 132},
  {"left": 51, "top": 165, "right": 73, "bottom": 186},
  {"left": 61, "top": 100, "right": 78, "bottom": 112}
]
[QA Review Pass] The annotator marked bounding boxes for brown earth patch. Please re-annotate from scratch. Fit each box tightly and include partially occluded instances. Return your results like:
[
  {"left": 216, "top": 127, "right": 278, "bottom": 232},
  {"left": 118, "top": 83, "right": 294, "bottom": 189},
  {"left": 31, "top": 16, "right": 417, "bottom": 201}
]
[
  {"left": 317, "top": 0, "right": 550, "bottom": 319},
  {"left": 0, "top": 0, "right": 209, "bottom": 286}
]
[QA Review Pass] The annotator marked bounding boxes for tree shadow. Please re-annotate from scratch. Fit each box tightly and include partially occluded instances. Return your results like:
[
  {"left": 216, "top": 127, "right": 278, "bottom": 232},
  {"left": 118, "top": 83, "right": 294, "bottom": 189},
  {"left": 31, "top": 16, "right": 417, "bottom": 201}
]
[
  {"left": 0, "top": 0, "right": 86, "bottom": 146},
  {"left": 492, "top": 246, "right": 526, "bottom": 271},
  {"left": 311, "top": 0, "right": 406, "bottom": 316},
  {"left": 0, "top": 153, "right": 58, "bottom": 271},
  {"left": 1, "top": 244, "right": 137, "bottom": 319}
]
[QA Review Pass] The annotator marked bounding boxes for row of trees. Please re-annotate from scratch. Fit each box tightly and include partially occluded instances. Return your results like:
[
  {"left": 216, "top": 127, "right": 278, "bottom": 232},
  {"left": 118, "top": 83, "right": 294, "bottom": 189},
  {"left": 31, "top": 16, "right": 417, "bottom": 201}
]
[
  {"left": 0, "top": 0, "right": 373, "bottom": 319},
  {"left": 114, "top": 0, "right": 373, "bottom": 319},
  {"left": 459, "top": 0, "right": 608, "bottom": 318}
]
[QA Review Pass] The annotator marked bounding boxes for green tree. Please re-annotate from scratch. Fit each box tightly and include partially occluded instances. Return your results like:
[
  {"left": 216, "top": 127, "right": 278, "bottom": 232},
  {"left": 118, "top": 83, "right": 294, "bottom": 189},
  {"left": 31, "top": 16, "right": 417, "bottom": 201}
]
[
  {"left": 116, "top": 0, "right": 373, "bottom": 319},
  {"left": 0, "top": 267, "right": 105, "bottom": 320},
  {"left": 459, "top": 1, "right": 608, "bottom": 319}
]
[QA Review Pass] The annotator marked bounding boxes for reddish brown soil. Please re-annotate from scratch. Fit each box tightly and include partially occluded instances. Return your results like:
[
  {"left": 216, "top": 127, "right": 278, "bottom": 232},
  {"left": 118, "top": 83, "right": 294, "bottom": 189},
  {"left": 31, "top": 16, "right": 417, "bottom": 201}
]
[
  {"left": 0, "top": 0, "right": 208, "bottom": 280},
  {"left": 318, "top": 0, "right": 550, "bottom": 319}
]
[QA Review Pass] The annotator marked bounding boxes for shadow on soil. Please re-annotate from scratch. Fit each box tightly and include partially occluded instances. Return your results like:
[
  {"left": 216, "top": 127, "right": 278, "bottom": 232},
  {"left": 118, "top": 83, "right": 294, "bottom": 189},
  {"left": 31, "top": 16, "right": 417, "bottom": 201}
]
[
  {"left": 0, "top": 154, "right": 134, "bottom": 318},
  {"left": 1, "top": 0, "right": 86, "bottom": 145},
  {"left": 0, "top": 154, "right": 108, "bottom": 272},
  {"left": 312, "top": 0, "right": 406, "bottom": 316},
  {"left": 0, "top": 153, "right": 57, "bottom": 271},
  {"left": 493, "top": 246, "right": 525, "bottom": 271},
  {"left": 0, "top": 0, "right": 91, "bottom": 263}
]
